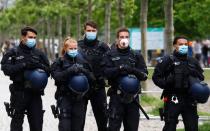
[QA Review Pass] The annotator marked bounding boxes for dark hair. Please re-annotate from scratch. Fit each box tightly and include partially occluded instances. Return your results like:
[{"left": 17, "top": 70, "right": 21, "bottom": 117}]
[
  {"left": 21, "top": 26, "right": 37, "bottom": 36},
  {"left": 84, "top": 21, "right": 98, "bottom": 30},
  {"left": 173, "top": 36, "right": 188, "bottom": 45},
  {"left": 116, "top": 27, "right": 130, "bottom": 38}
]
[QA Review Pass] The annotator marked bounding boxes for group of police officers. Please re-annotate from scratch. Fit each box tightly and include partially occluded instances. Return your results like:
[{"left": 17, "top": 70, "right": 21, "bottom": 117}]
[{"left": 1, "top": 21, "right": 209, "bottom": 131}]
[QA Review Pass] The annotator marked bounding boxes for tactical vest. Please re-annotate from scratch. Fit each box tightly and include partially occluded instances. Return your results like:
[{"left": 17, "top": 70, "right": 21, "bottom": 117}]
[
  {"left": 9, "top": 47, "right": 43, "bottom": 82},
  {"left": 108, "top": 49, "right": 138, "bottom": 88},
  {"left": 55, "top": 55, "right": 89, "bottom": 85},
  {"left": 169, "top": 55, "right": 189, "bottom": 89},
  {"left": 78, "top": 41, "right": 107, "bottom": 78},
  {"left": 110, "top": 50, "right": 137, "bottom": 69},
  {"left": 54, "top": 56, "right": 90, "bottom": 99}
]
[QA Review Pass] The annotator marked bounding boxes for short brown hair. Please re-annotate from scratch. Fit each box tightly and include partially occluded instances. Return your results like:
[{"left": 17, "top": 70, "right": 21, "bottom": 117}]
[
  {"left": 21, "top": 26, "right": 37, "bottom": 36},
  {"left": 84, "top": 21, "right": 98, "bottom": 30},
  {"left": 116, "top": 27, "right": 130, "bottom": 38}
]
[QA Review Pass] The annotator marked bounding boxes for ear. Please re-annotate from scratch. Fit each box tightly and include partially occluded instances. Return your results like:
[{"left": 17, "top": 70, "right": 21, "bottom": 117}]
[{"left": 20, "top": 36, "right": 26, "bottom": 43}]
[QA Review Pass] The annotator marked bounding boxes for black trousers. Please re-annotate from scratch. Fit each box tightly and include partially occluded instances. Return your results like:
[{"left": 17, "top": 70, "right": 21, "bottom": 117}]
[
  {"left": 163, "top": 97, "right": 198, "bottom": 131},
  {"left": 58, "top": 95, "right": 86, "bottom": 131},
  {"left": 83, "top": 88, "right": 107, "bottom": 131},
  {"left": 10, "top": 90, "right": 44, "bottom": 131},
  {"left": 108, "top": 94, "right": 140, "bottom": 131}
]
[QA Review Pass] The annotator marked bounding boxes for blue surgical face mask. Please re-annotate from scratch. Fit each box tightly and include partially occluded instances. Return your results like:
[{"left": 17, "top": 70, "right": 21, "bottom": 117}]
[
  {"left": 178, "top": 45, "right": 188, "bottom": 55},
  {"left": 26, "top": 38, "right": 36, "bottom": 48},
  {"left": 85, "top": 32, "right": 97, "bottom": 41},
  {"left": 67, "top": 49, "right": 78, "bottom": 58}
]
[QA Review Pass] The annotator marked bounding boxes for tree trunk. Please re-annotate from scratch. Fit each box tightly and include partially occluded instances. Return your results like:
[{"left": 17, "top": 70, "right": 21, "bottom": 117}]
[
  {"left": 105, "top": 2, "right": 111, "bottom": 44},
  {"left": 87, "top": 0, "right": 92, "bottom": 21},
  {"left": 58, "top": 16, "right": 63, "bottom": 56},
  {"left": 77, "top": 13, "right": 81, "bottom": 40},
  {"left": 140, "top": 0, "right": 148, "bottom": 90},
  {"left": 42, "top": 20, "right": 47, "bottom": 55},
  {"left": 47, "top": 18, "right": 52, "bottom": 59},
  {"left": 51, "top": 19, "right": 55, "bottom": 60},
  {"left": 117, "top": 0, "right": 125, "bottom": 27},
  {"left": 66, "top": 15, "right": 71, "bottom": 36},
  {"left": 164, "top": 0, "right": 174, "bottom": 55}
]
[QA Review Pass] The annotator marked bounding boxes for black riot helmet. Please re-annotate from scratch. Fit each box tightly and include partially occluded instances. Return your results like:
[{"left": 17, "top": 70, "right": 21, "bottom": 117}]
[
  {"left": 119, "top": 75, "right": 140, "bottom": 94},
  {"left": 24, "top": 69, "right": 48, "bottom": 92},
  {"left": 68, "top": 73, "right": 89, "bottom": 95},
  {"left": 118, "top": 75, "right": 140, "bottom": 103},
  {"left": 189, "top": 76, "right": 210, "bottom": 103}
]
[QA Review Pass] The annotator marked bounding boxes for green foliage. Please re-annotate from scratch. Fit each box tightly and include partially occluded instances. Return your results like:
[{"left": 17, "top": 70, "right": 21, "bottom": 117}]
[
  {"left": 174, "top": 0, "right": 210, "bottom": 38},
  {"left": 0, "top": 0, "right": 210, "bottom": 39}
]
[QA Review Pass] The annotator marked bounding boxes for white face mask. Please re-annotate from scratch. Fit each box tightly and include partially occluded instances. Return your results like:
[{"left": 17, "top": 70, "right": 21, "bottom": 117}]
[{"left": 119, "top": 38, "right": 129, "bottom": 49}]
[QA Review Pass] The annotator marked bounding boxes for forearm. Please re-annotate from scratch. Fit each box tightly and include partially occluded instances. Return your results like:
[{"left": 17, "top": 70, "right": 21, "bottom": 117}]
[
  {"left": 104, "top": 67, "right": 119, "bottom": 79},
  {"left": 1, "top": 63, "right": 25, "bottom": 76},
  {"left": 132, "top": 68, "right": 148, "bottom": 81}
]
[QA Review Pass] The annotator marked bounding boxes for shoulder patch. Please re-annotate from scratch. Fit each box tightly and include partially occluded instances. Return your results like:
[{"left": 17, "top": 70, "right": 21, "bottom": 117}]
[
  {"left": 111, "top": 57, "right": 120, "bottom": 61},
  {"left": 156, "top": 57, "right": 163, "bottom": 63}
]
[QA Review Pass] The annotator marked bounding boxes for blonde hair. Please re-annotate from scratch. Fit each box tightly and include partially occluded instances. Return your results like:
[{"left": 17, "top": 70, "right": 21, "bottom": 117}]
[{"left": 61, "top": 37, "right": 77, "bottom": 56}]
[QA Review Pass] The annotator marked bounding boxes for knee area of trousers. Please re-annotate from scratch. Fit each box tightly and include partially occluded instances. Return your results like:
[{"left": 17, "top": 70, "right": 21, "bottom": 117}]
[
  {"left": 12, "top": 113, "right": 24, "bottom": 119},
  {"left": 58, "top": 108, "right": 71, "bottom": 119},
  {"left": 165, "top": 117, "right": 179, "bottom": 125}
]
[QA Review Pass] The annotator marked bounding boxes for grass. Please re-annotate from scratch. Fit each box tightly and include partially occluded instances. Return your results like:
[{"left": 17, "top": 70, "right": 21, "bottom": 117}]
[
  {"left": 147, "top": 68, "right": 153, "bottom": 79},
  {"left": 140, "top": 94, "right": 162, "bottom": 106},
  {"left": 198, "top": 112, "right": 210, "bottom": 116},
  {"left": 177, "top": 122, "right": 210, "bottom": 131},
  {"left": 140, "top": 94, "right": 163, "bottom": 115},
  {"left": 203, "top": 69, "right": 210, "bottom": 80}
]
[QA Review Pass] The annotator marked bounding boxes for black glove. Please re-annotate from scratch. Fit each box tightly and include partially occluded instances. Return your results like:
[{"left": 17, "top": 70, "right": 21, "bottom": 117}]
[
  {"left": 24, "top": 61, "right": 39, "bottom": 70},
  {"left": 119, "top": 64, "right": 133, "bottom": 73},
  {"left": 77, "top": 67, "right": 96, "bottom": 81},
  {"left": 66, "top": 65, "right": 80, "bottom": 74},
  {"left": 24, "top": 55, "right": 41, "bottom": 70},
  {"left": 78, "top": 67, "right": 89, "bottom": 74}
]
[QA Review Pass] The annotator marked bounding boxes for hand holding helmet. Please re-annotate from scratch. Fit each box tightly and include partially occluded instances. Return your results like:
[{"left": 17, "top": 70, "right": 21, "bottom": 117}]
[
  {"left": 66, "top": 65, "right": 80, "bottom": 74},
  {"left": 119, "top": 64, "right": 133, "bottom": 73}
]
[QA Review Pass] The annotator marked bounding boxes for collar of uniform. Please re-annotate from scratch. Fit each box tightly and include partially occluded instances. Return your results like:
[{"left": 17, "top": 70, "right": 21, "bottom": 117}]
[
  {"left": 173, "top": 50, "right": 187, "bottom": 61},
  {"left": 117, "top": 46, "right": 130, "bottom": 54},
  {"left": 19, "top": 42, "right": 34, "bottom": 53},
  {"left": 64, "top": 53, "right": 76, "bottom": 62},
  {"left": 84, "top": 37, "right": 98, "bottom": 47}
]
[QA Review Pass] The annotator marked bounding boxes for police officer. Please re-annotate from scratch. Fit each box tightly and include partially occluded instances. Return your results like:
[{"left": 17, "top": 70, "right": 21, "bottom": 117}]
[
  {"left": 152, "top": 36, "right": 204, "bottom": 131},
  {"left": 103, "top": 27, "right": 148, "bottom": 131},
  {"left": 78, "top": 21, "right": 110, "bottom": 131},
  {"left": 1, "top": 26, "right": 50, "bottom": 131},
  {"left": 51, "top": 37, "right": 95, "bottom": 131}
]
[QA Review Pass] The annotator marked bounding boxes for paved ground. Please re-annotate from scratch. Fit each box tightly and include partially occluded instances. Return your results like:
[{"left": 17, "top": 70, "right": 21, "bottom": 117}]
[{"left": 0, "top": 69, "right": 209, "bottom": 130}]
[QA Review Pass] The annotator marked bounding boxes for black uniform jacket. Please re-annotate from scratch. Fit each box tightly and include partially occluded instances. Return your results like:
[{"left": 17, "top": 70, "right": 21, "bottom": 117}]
[{"left": 103, "top": 47, "right": 148, "bottom": 88}]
